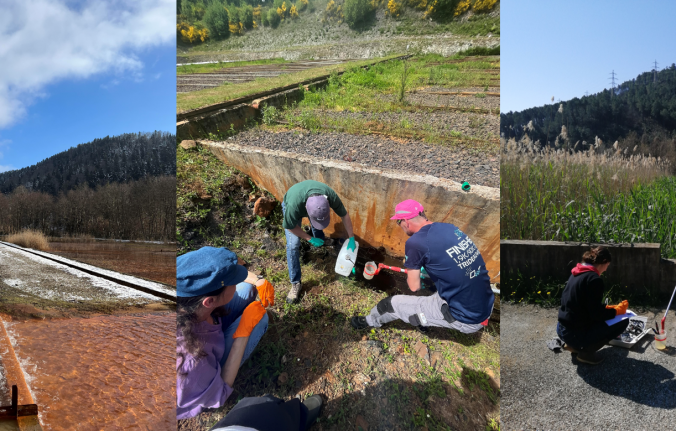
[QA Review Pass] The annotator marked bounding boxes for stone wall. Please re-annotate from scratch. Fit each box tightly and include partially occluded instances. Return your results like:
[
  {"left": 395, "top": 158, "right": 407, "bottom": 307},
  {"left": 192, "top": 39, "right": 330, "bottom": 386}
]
[{"left": 199, "top": 141, "right": 501, "bottom": 281}]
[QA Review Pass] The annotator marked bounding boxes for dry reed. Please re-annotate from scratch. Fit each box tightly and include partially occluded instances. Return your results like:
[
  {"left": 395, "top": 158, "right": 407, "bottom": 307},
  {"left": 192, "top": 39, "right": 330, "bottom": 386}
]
[{"left": 6, "top": 229, "right": 50, "bottom": 251}]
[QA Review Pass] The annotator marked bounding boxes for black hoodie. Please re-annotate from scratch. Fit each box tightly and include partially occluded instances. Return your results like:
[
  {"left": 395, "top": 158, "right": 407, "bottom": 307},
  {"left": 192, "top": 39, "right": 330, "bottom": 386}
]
[{"left": 558, "top": 271, "right": 617, "bottom": 331}]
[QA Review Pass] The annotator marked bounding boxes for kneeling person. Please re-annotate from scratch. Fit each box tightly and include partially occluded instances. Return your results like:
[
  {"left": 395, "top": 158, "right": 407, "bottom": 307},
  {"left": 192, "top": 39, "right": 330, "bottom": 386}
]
[{"left": 352, "top": 200, "right": 494, "bottom": 334}]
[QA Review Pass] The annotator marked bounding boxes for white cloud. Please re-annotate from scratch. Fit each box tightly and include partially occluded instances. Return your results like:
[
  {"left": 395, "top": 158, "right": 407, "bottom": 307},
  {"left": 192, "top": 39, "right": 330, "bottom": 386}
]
[
  {"left": 0, "top": 165, "right": 15, "bottom": 173},
  {"left": 0, "top": 0, "right": 175, "bottom": 129}
]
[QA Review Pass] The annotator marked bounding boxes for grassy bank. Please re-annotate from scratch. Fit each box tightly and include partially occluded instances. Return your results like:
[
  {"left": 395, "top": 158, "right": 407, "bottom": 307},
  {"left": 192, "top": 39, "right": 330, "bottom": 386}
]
[
  {"left": 176, "top": 143, "right": 500, "bottom": 430},
  {"left": 177, "top": 56, "right": 399, "bottom": 113},
  {"left": 501, "top": 143, "right": 676, "bottom": 258}
]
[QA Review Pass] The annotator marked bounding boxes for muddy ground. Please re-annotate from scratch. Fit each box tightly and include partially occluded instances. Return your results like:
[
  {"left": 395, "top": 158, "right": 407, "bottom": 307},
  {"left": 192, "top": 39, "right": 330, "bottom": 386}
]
[
  {"left": 501, "top": 303, "right": 676, "bottom": 429},
  {"left": 226, "top": 128, "right": 499, "bottom": 187},
  {"left": 0, "top": 243, "right": 173, "bottom": 320},
  {"left": 177, "top": 148, "right": 501, "bottom": 431}
]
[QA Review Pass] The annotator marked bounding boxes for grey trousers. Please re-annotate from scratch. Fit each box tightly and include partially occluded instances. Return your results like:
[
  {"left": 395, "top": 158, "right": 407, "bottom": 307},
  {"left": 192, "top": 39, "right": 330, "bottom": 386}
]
[{"left": 365, "top": 292, "right": 485, "bottom": 334}]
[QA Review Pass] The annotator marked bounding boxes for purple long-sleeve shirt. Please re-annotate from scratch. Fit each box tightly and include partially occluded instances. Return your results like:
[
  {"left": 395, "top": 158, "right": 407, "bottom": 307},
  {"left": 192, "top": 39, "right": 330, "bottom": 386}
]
[{"left": 177, "top": 320, "right": 233, "bottom": 420}]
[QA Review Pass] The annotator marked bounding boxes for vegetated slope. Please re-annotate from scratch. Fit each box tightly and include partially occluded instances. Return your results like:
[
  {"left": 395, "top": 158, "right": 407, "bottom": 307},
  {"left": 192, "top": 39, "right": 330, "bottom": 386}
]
[
  {"left": 500, "top": 65, "right": 676, "bottom": 168},
  {"left": 177, "top": 0, "right": 499, "bottom": 62},
  {"left": 0, "top": 132, "right": 176, "bottom": 195}
]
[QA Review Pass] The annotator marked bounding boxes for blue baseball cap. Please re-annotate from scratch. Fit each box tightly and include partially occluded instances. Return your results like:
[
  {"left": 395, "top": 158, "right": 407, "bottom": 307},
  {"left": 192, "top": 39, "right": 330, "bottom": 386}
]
[{"left": 176, "top": 247, "right": 248, "bottom": 297}]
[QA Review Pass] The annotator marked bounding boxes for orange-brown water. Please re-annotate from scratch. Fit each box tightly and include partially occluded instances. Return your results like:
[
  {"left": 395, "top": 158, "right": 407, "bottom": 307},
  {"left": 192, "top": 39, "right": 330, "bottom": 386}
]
[
  {"left": 7, "top": 313, "right": 175, "bottom": 431},
  {"left": 47, "top": 241, "right": 176, "bottom": 286}
]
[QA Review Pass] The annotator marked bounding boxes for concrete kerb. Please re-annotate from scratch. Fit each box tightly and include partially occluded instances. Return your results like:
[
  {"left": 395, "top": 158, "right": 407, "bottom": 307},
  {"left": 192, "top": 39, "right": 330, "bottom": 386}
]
[
  {"left": 197, "top": 140, "right": 500, "bottom": 281},
  {"left": 501, "top": 239, "right": 676, "bottom": 296}
]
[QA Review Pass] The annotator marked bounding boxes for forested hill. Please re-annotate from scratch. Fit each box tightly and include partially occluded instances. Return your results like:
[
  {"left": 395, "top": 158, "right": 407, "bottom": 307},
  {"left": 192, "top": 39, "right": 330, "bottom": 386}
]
[
  {"left": 0, "top": 132, "right": 176, "bottom": 195},
  {"left": 500, "top": 65, "right": 676, "bottom": 159}
]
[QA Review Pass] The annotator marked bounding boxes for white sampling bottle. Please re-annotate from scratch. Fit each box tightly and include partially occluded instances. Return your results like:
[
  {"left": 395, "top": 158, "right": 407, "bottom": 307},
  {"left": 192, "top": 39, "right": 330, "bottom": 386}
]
[{"left": 335, "top": 239, "right": 359, "bottom": 276}]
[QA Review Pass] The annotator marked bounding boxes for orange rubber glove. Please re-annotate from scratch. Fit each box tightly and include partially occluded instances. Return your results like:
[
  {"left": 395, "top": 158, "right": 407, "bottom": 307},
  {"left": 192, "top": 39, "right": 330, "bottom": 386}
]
[
  {"left": 606, "top": 300, "right": 629, "bottom": 316},
  {"left": 233, "top": 301, "right": 267, "bottom": 339},
  {"left": 257, "top": 279, "right": 275, "bottom": 307}
]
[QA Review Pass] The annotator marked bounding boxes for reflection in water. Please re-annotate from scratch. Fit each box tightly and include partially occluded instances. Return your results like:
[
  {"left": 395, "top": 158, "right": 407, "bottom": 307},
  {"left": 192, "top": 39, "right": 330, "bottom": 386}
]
[
  {"left": 6, "top": 314, "right": 175, "bottom": 431},
  {"left": 47, "top": 241, "right": 176, "bottom": 286}
]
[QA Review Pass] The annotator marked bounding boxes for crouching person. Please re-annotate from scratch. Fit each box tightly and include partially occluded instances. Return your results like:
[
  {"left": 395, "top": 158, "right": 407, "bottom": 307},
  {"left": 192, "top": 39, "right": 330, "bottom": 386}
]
[
  {"left": 177, "top": 247, "right": 273, "bottom": 420},
  {"left": 351, "top": 200, "right": 494, "bottom": 334}
]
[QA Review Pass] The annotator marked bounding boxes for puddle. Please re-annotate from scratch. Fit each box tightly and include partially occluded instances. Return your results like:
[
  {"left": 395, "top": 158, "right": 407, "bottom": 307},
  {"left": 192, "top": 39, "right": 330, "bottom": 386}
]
[
  {"left": 4, "top": 313, "right": 175, "bottom": 430},
  {"left": 47, "top": 241, "right": 176, "bottom": 286}
]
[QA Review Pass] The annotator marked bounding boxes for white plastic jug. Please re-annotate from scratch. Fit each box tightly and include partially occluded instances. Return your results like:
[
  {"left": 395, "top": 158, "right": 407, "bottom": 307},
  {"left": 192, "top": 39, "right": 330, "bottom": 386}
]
[{"left": 335, "top": 239, "right": 359, "bottom": 276}]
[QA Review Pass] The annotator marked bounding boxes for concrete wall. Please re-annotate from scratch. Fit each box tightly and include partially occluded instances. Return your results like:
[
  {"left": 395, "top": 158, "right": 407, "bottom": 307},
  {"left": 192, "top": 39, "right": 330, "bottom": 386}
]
[
  {"left": 200, "top": 141, "right": 500, "bottom": 281},
  {"left": 501, "top": 240, "right": 676, "bottom": 295}
]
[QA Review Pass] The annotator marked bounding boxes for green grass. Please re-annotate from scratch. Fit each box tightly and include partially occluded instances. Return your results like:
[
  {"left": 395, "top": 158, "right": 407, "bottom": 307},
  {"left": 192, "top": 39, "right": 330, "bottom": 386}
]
[
  {"left": 177, "top": 58, "right": 290, "bottom": 75},
  {"left": 177, "top": 56, "right": 400, "bottom": 113},
  {"left": 296, "top": 54, "right": 498, "bottom": 113},
  {"left": 501, "top": 160, "right": 676, "bottom": 258}
]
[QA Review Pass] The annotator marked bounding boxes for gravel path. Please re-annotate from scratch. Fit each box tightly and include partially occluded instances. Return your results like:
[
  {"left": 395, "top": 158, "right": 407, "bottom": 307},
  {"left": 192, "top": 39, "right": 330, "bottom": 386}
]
[
  {"left": 304, "top": 108, "right": 499, "bottom": 142},
  {"left": 405, "top": 86, "right": 500, "bottom": 110},
  {"left": 230, "top": 129, "right": 499, "bottom": 187},
  {"left": 501, "top": 303, "right": 676, "bottom": 430}
]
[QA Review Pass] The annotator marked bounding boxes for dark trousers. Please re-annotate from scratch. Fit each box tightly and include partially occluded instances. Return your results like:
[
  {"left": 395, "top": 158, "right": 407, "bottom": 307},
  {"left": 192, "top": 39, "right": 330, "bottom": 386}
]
[
  {"left": 557, "top": 319, "right": 629, "bottom": 350},
  {"left": 210, "top": 395, "right": 308, "bottom": 431}
]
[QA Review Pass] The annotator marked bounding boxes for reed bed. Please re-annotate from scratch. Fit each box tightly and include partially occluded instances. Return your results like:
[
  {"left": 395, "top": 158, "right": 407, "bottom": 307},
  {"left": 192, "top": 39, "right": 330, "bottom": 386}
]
[
  {"left": 501, "top": 138, "right": 676, "bottom": 258},
  {"left": 5, "top": 229, "right": 50, "bottom": 251}
]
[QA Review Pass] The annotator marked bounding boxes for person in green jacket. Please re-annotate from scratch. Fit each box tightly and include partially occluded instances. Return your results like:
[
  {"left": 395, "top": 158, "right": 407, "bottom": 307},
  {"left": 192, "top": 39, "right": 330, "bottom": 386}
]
[{"left": 282, "top": 180, "right": 355, "bottom": 303}]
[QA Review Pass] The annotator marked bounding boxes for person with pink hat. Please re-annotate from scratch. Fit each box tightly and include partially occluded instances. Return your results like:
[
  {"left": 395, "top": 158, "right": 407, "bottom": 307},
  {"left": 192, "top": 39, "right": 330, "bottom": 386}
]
[
  {"left": 282, "top": 180, "right": 355, "bottom": 304},
  {"left": 351, "top": 199, "right": 494, "bottom": 334}
]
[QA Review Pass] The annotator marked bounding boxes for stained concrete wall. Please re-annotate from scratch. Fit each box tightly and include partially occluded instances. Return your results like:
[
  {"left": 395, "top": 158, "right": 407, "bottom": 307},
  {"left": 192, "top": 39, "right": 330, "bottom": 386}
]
[
  {"left": 501, "top": 240, "right": 676, "bottom": 295},
  {"left": 200, "top": 141, "right": 500, "bottom": 281}
]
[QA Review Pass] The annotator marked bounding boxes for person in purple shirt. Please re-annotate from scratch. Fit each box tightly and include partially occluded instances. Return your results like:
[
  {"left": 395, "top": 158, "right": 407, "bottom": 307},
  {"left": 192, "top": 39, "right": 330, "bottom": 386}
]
[{"left": 176, "top": 247, "right": 273, "bottom": 420}]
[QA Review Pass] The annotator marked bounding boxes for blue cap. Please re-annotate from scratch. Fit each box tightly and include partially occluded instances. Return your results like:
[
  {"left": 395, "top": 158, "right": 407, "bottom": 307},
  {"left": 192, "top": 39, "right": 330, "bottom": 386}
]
[{"left": 176, "top": 247, "right": 248, "bottom": 297}]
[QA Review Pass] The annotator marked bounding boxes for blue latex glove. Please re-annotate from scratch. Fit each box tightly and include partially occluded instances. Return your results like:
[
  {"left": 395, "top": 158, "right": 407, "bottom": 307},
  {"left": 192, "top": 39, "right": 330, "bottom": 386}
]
[
  {"left": 420, "top": 267, "right": 428, "bottom": 278},
  {"left": 346, "top": 236, "right": 356, "bottom": 252},
  {"left": 308, "top": 237, "right": 324, "bottom": 247}
]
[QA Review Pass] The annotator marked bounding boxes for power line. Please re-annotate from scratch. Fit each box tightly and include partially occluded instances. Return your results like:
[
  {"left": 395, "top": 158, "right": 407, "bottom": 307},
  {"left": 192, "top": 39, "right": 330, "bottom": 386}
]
[
  {"left": 653, "top": 60, "right": 659, "bottom": 83},
  {"left": 609, "top": 70, "right": 617, "bottom": 96}
]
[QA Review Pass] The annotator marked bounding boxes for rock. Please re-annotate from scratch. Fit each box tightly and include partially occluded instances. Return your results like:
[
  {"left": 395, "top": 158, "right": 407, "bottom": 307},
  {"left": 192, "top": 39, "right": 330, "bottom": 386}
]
[
  {"left": 179, "top": 140, "right": 196, "bottom": 150},
  {"left": 355, "top": 415, "right": 369, "bottom": 431},
  {"left": 278, "top": 372, "right": 288, "bottom": 384},
  {"left": 235, "top": 176, "right": 253, "bottom": 190},
  {"left": 361, "top": 335, "right": 368, "bottom": 341},
  {"left": 414, "top": 340, "right": 430, "bottom": 364},
  {"left": 248, "top": 194, "right": 257, "bottom": 202},
  {"left": 430, "top": 351, "right": 442, "bottom": 369},
  {"left": 366, "top": 340, "right": 384, "bottom": 353},
  {"left": 254, "top": 197, "right": 277, "bottom": 218}
]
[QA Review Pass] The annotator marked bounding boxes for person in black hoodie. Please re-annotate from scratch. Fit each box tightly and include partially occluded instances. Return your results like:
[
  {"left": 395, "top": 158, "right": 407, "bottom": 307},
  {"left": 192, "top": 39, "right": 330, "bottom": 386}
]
[{"left": 557, "top": 246, "right": 630, "bottom": 365}]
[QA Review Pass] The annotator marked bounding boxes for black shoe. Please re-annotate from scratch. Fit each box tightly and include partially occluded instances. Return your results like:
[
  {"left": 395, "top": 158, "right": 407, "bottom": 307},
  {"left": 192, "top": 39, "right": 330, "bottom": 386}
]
[
  {"left": 303, "top": 394, "right": 323, "bottom": 429},
  {"left": 576, "top": 351, "right": 604, "bottom": 365},
  {"left": 416, "top": 325, "right": 430, "bottom": 334},
  {"left": 351, "top": 316, "right": 370, "bottom": 330}
]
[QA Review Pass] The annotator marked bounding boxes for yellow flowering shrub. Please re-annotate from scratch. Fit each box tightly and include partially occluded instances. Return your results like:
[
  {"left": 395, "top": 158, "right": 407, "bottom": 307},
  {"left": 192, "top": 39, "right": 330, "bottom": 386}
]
[
  {"left": 298, "top": 0, "right": 309, "bottom": 12},
  {"left": 407, "top": 0, "right": 427, "bottom": 10},
  {"left": 472, "top": 0, "right": 497, "bottom": 13},
  {"left": 277, "top": 2, "right": 288, "bottom": 19},
  {"left": 387, "top": 0, "right": 401, "bottom": 17},
  {"left": 424, "top": 0, "right": 436, "bottom": 17},
  {"left": 290, "top": 4, "right": 299, "bottom": 18},
  {"left": 323, "top": 0, "right": 343, "bottom": 22},
  {"left": 454, "top": 0, "right": 470, "bottom": 16},
  {"left": 253, "top": 20, "right": 258, "bottom": 28},
  {"left": 229, "top": 22, "right": 244, "bottom": 35},
  {"left": 253, "top": 5, "right": 262, "bottom": 19},
  {"left": 177, "top": 22, "right": 208, "bottom": 44}
]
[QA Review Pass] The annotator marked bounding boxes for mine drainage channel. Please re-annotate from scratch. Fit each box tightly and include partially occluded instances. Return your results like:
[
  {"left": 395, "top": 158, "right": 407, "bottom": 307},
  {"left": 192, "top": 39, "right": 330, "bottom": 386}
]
[{"left": 0, "top": 313, "right": 175, "bottom": 431}]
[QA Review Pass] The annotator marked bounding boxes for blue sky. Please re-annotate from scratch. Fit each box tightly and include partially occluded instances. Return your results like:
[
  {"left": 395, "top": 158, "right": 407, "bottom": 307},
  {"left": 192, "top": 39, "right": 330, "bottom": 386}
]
[
  {"left": 0, "top": 0, "right": 175, "bottom": 172},
  {"left": 501, "top": 1, "right": 676, "bottom": 113}
]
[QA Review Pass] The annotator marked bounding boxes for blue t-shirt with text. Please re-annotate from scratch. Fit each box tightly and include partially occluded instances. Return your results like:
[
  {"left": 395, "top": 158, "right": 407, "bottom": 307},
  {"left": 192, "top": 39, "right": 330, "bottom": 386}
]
[{"left": 404, "top": 223, "right": 493, "bottom": 324}]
